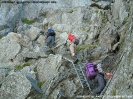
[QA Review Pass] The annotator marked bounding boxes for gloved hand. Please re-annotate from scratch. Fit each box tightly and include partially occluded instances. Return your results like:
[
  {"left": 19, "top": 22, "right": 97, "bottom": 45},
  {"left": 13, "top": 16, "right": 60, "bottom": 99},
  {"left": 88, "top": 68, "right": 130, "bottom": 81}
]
[{"left": 40, "top": 30, "right": 44, "bottom": 35}]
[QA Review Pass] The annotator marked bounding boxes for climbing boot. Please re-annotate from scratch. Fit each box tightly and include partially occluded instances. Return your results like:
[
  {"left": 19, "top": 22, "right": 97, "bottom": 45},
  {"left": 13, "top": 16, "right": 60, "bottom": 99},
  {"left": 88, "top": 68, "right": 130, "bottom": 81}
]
[{"left": 73, "top": 55, "right": 78, "bottom": 64}]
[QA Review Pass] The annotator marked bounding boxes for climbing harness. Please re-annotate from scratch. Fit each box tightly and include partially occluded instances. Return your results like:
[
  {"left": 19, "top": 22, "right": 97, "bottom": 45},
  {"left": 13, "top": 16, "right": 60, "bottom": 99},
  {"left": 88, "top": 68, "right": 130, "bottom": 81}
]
[{"left": 62, "top": 57, "right": 92, "bottom": 92}]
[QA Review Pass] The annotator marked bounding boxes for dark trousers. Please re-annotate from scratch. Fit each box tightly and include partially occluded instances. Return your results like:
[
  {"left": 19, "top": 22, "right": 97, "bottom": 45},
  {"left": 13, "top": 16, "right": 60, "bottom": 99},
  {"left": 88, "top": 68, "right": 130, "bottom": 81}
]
[{"left": 94, "top": 74, "right": 106, "bottom": 94}]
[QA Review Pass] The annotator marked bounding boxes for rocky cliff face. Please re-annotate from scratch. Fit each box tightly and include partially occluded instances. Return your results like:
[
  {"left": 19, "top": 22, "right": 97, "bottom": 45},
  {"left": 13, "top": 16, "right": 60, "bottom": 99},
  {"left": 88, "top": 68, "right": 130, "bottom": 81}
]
[
  {"left": 0, "top": 0, "right": 132, "bottom": 99},
  {"left": 103, "top": 1, "right": 133, "bottom": 99}
]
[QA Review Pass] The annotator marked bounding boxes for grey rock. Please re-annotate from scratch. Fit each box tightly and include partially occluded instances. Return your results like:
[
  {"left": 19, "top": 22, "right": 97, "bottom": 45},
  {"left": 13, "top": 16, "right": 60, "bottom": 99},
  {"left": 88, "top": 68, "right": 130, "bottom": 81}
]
[
  {"left": 0, "top": 72, "right": 32, "bottom": 99},
  {"left": 0, "top": 37, "right": 21, "bottom": 66},
  {"left": 37, "top": 54, "right": 63, "bottom": 82},
  {"left": 25, "top": 26, "right": 41, "bottom": 41}
]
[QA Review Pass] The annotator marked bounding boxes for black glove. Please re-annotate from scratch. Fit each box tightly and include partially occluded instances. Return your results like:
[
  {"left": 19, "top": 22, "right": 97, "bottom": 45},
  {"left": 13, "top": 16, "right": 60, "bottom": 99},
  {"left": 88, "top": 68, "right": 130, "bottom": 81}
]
[
  {"left": 40, "top": 30, "right": 45, "bottom": 35},
  {"left": 64, "top": 43, "right": 67, "bottom": 46},
  {"left": 64, "top": 40, "right": 67, "bottom": 46}
]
